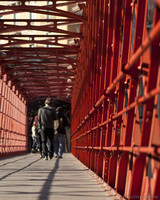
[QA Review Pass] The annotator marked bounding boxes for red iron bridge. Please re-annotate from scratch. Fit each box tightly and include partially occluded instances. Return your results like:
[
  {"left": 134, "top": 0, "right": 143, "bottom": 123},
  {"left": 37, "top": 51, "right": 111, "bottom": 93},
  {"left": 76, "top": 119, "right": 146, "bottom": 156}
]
[{"left": 0, "top": 1, "right": 160, "bottom": 199}]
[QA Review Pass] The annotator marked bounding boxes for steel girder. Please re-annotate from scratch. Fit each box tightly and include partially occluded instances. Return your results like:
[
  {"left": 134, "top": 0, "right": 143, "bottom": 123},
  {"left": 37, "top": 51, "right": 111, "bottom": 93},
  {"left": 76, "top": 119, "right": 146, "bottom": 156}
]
[{"left": 71, "top": 0, "right": 160, "bottom": 199}]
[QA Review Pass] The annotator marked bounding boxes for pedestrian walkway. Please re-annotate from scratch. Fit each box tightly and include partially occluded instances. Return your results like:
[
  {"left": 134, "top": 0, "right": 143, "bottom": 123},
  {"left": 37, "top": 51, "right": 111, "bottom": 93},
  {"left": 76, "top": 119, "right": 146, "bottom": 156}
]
[{"left": 0, "top": 153, "right": 121, "bottom": 200}]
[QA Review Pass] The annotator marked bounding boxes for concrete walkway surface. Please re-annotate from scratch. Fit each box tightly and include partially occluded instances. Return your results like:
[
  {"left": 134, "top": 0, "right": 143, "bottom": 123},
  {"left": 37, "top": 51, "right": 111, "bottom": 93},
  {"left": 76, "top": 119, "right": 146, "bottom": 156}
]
[{"left": 0, "top": 153, "right": 121, "bottom": 200}]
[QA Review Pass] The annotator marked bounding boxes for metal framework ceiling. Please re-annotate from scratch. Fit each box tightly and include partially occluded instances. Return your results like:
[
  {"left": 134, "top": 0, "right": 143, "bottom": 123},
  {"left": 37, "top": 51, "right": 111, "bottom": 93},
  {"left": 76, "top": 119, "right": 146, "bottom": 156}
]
[{"left": 0, "top": 0, "right": 87, "bottom": 102}]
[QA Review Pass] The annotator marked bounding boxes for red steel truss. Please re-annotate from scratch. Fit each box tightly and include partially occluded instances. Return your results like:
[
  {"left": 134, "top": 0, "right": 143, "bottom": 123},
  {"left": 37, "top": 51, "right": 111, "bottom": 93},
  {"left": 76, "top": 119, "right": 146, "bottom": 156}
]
[
  {"left": 0, "top": 0, "right": 86, "bottom": 102},
  {"left": 0, "top": 1, "right": 86, "bottom": 155},
  {"left": 71, "top": 0, "right": 160, "bottom": 199}
]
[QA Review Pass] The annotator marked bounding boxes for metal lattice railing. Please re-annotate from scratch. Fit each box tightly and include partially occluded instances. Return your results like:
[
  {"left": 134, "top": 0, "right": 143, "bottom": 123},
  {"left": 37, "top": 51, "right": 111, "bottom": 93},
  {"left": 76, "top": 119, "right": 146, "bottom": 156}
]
[
  {"left": 0, "top": 75, "right": 28, "bottom": 157},
  {"left": 71, "top": 0, "right": 160, "bottom": 199}
]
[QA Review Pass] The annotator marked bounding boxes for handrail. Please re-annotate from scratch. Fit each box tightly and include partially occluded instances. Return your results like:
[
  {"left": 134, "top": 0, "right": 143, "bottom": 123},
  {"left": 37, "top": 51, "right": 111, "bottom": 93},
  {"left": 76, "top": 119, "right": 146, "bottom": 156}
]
[
  {"left": 71, "top": 86, "right": 160, "bottom": 142},
  {"left": 72, "top": 19, "right": 160, "bottom": 136}
]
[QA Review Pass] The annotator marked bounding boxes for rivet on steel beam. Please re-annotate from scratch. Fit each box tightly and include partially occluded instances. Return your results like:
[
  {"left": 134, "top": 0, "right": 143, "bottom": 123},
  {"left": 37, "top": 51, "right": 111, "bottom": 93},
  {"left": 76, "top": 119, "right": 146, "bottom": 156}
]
[{"left": 130, "top": 2, "right": 134, "bottom": 7}]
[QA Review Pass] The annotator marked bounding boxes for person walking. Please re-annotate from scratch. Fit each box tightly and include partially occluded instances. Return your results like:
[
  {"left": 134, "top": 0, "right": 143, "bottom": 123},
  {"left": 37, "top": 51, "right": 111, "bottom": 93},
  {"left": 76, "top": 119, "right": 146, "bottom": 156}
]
[
  {"left": 31, "top": 121, "right": 38, "bottom": 153},
  {"left": 38, "top": 98, "right": 57, "bottom": 160},
  {"left": 34, "top": 115, "right": 42, "bottom": 155},
  {"left": 54, "top": 107, "right": 69, "bottom": 158}
]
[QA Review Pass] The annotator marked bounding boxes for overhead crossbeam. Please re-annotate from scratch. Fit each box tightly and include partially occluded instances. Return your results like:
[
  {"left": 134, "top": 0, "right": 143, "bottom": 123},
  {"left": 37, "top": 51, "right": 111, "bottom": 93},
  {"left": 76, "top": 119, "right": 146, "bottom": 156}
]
[{"left": 0, "top": 0, "right": 87, "bottom": 102}]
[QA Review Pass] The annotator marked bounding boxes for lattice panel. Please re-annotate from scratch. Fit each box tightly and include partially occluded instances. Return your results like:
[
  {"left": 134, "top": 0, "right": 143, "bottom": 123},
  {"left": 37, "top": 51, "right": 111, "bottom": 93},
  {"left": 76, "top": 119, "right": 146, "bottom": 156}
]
[
  {"left": 71, "top": 0, "right": 160, "bottom": 199},
  {"left": 0, "top": 75, "right": 28, "bottom": 157}
]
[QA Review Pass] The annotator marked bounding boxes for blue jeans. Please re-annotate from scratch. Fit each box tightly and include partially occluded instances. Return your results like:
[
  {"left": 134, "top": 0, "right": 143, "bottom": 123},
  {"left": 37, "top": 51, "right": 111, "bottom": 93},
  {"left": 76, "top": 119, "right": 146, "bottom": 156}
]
[
  {"left": 54, "top": 134, "right": 65, "bottom": 157},
  {"left": 32, "top": 136, "right": 36, "bottom": 149}
]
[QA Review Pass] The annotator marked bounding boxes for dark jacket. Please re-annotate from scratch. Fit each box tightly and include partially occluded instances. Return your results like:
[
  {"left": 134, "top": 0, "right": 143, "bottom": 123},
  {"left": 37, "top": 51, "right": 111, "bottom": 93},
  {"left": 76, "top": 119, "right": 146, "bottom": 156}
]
[
  {"left": 56, "top": 111, "right": 68, "bottom": 134},
  {"left": 38, "top": 106, "right": 57, "bottom": 129}
]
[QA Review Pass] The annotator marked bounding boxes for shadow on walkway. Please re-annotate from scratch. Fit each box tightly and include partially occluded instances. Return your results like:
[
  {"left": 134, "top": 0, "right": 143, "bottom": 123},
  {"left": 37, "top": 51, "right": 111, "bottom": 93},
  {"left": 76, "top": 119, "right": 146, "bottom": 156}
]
[
  {"left": 0, "top": 153, "right": 117, "bottom": 200},
  {"left": 0, "top": 157, "right": 41, "bottom": 181},
  {"left": 38, "top": 158, "right": 59, "bottom": 200}
]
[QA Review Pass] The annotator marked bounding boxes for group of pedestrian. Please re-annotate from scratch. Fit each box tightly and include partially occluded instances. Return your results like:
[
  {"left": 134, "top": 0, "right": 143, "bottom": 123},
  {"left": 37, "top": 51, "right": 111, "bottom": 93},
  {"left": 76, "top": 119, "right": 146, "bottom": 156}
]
[{"left": 31, "top": 98, "right": 69, "bottom": 160}]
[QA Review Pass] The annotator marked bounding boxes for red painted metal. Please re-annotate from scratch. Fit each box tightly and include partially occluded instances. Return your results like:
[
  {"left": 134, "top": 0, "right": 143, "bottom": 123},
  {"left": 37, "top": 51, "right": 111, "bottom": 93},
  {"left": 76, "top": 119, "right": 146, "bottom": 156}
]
[
  {"left": 0, "top": 74, "right": 28, "bottom": 157},
  {"left": 0, "top": 0, "right": 85, "bottom": 102},
  {"left": 0, "top": 0, "right": 160, "bottom": 199},
  {"left": 71, "top": 0, "right": 160, "bottom": 199},
  {"left": 0, "top": 1, "right": 87, "bottom": 157}
]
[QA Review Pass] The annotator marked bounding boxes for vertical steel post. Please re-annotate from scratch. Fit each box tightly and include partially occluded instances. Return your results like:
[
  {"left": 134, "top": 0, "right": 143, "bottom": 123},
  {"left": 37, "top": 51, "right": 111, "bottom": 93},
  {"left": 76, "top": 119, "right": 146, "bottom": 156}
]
[{"left": 71, "top": 0, "right": 160, "bottom": 198}]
